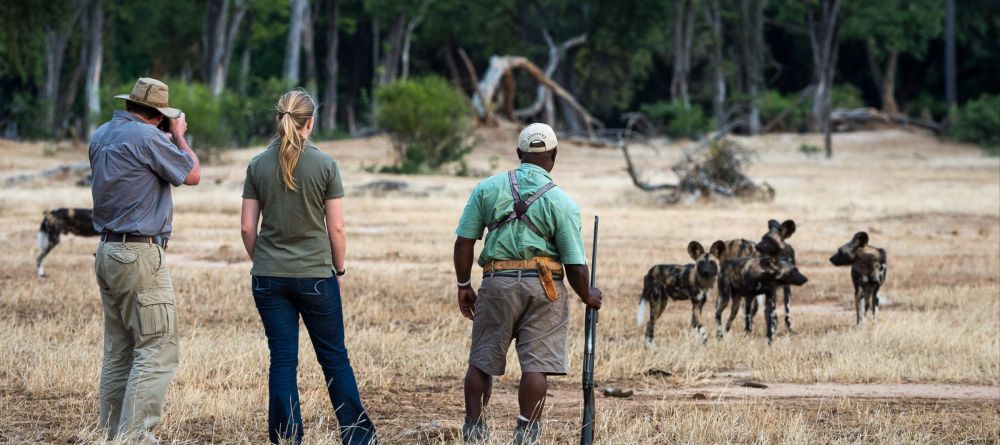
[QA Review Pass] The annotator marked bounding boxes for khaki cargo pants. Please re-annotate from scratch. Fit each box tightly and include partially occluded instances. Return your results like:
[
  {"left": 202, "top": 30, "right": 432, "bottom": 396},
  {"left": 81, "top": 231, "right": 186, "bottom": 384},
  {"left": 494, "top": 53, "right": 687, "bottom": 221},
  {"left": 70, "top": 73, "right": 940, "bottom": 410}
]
[{"left": 94, "top": 241, "right": 179, "bottom": 444}]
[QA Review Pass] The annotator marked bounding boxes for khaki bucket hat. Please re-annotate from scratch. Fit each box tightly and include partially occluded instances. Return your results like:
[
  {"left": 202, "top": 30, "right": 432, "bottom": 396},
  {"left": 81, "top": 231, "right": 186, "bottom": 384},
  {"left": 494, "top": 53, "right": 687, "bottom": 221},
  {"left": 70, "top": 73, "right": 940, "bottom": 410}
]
[{"left": 114, "top": 77, "right": 181, "bottom": 119}]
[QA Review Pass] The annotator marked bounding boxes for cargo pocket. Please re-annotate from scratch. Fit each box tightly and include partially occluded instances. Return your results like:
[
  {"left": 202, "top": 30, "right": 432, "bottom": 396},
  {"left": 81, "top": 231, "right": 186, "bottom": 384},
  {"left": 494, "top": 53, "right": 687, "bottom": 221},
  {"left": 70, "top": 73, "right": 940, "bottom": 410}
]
[{"left": 136, "top": 289, "right": 176, "bottom": 337}]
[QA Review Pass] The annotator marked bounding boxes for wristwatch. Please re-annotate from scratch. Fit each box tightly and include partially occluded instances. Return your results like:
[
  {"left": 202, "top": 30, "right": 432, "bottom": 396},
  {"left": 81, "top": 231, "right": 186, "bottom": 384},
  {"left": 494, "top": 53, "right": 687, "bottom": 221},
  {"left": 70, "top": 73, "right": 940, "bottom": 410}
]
[{"left": 334, "top": 269, "right": 346, "bottom": 276}]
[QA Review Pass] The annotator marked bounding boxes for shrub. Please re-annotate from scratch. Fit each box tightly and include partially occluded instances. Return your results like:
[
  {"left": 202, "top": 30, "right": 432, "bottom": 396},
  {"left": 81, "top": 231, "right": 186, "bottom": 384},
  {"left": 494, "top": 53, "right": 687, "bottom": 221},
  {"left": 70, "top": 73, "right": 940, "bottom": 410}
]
[
  {"left": 375, "top": 76, "right": 472, "bottom": 173},
  {"left": 831, "top": 83, "right": 865, "bottom": 109},
  {"left": 948, "top": 94, "right": 1000, "bottom": 154},
  {"left": 640, "top": 100, "right": 711, "bottom": 139},
  {"left": 759, "top": 90, "right": 809, "bottom": 132}
]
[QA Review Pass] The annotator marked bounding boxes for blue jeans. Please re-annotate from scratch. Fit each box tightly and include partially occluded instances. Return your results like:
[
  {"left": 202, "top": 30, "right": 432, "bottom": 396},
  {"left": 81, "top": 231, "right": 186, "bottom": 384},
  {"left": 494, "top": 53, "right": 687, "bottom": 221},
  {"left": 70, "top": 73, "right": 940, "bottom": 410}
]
[{"left": 251, "top": 275, "right": 377, "bottom": 445}]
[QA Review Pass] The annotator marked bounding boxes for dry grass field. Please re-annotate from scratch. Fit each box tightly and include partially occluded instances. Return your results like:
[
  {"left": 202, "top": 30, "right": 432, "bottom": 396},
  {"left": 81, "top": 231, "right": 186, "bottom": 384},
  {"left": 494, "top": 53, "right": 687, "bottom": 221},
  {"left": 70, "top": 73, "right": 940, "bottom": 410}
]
[{"left": 1, "top": 126, "right": 998, "bottom": 444}]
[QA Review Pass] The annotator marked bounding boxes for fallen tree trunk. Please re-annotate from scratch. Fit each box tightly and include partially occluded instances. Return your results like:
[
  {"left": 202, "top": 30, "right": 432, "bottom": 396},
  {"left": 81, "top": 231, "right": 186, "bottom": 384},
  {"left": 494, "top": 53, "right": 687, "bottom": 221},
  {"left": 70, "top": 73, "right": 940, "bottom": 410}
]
[
  {"left": 830, "top": 107, "right": 944, "bottom": 134},
  {"left": 4, "top": 161, "right": 91, "bottom": 185},
  {"left": 470, "top": 55, "right": 602, "bottom": 138}
]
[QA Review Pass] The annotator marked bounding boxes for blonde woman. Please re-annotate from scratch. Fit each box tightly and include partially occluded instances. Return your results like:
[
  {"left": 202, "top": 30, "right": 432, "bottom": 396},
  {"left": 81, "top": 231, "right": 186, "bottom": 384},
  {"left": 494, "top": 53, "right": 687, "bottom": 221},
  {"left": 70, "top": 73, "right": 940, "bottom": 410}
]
[{"left": 241, "top": 91, "right": 377, "bottom": 445}]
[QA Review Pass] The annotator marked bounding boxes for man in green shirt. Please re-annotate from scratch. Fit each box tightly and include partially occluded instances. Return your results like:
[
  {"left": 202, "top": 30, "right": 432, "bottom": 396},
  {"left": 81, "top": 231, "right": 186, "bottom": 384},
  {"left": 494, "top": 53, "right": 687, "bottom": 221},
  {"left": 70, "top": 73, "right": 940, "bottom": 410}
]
[{"left": 453, "top": 123, "right": 602, "bottom": 445}]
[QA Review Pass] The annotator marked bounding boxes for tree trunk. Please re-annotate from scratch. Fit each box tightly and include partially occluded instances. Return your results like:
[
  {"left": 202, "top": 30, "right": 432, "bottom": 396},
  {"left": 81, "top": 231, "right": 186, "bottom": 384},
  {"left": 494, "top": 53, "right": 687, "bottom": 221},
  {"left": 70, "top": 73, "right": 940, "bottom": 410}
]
[
  {"left": 210, "top": 0, "right": 248, "bottom": 96},
  {"left": 43, "top": 26, "right": 71, "bottom": 135},
  {"left": 738, "top": 0, "right": 764, "bottom": 134},
  {"left": 703, "top": 0, "right": 727, "bottom": 131},
  {"left": 377, "top": 14, "right": 406, "bottom": 86},
  {"left": 301, "top": 0, "right": 317, "bottom": 94},
  {"left": 237, "top": 10, "right": 254, "bottom": 94},
  {"left": 558, "top": 49, "right": 583, "bottom": 132},
  {"left": 806, "top": 0, "right": 842, "bottom": 158},
  {"left": 880, "top": 51, "right": 899, "bottom": 114},
  {"left": 670, "top": 0, "right": 694, "bottom": 108},
  {"left": 401, "top": 0, "right": 433, "bottom": 80},
  {"left": 284, "top": 0, "right": 307, "bottom": 83},
  {"left": 944, "top": 0, "right": 956, "bottom": 107},
  {"left": 206, "top": 0, "right": 230, "bottom": 93},
  {"left": 441, "top": 43, "right": 461, "bottom": 87},
  {"left": 83, "top": 0, "right": 104, "bottom": 138},
  {"left": 319, "top": 0, "right": 339, "bottom": 131},
  {"left": 57, "top": 38, "right": 87, "bottom": 136}
]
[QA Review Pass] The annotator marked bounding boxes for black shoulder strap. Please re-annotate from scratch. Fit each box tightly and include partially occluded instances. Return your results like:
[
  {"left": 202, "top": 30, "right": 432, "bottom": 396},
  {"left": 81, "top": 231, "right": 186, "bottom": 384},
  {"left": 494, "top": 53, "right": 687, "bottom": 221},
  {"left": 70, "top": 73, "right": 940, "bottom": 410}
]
[{"left": 486, "top": 170, "right": 557, "bottom": 243}]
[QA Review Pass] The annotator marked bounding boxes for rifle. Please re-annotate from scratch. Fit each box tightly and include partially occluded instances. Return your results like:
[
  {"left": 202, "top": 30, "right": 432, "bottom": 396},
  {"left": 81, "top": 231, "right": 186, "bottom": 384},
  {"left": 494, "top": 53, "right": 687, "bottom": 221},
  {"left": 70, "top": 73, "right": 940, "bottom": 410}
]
[{"left": 580, "top": 215, "right": 599, "bottom": 445}]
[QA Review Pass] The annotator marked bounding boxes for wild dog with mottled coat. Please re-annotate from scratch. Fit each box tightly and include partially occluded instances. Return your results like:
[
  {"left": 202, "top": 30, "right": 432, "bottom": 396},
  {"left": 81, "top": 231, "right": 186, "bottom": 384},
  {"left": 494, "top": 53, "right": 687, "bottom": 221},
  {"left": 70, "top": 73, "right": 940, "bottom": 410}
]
[
  {"left": 715, "top": 239, "right": 756, "bottom": 262},
  {"left": 830, "top": 231, "right": 887, "bottom": 326},
  {"left": 37, "top": 208, "right": 99, "bottom": 277},
  {"left": 637, "top": 240, "right": 726, "bottom": 344},
  {"left": 752, "top": 219, "right": 798, "bottom": 333},
  {"left": 715, "top": 255, "right": 808, "bottom": 343}
]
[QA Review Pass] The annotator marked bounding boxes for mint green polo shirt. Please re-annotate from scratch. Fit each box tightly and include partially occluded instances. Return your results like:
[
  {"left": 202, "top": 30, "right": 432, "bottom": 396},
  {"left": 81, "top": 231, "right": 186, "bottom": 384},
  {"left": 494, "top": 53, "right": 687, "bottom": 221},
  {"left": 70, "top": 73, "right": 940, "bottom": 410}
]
[{"left": 455, "top": 163, "right": 587, "bottom": 267}]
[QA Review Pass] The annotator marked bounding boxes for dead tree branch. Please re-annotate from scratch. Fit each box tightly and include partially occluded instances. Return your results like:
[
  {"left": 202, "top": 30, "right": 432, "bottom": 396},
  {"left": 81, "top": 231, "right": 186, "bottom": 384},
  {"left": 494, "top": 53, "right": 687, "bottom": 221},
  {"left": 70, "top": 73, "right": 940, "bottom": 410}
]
[
  {"left": 470, "top": 55, "right": 602, "bottom": 137},
  {"left": 514, "top": 30, "right": 587, "bottom": 121}
]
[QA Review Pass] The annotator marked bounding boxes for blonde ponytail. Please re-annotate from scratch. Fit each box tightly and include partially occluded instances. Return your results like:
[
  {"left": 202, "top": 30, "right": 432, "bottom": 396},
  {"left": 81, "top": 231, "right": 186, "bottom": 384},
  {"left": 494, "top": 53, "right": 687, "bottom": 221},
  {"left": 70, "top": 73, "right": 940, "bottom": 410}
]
[{"left": 274, "top": 90, "right": 317, "bottom": 192}]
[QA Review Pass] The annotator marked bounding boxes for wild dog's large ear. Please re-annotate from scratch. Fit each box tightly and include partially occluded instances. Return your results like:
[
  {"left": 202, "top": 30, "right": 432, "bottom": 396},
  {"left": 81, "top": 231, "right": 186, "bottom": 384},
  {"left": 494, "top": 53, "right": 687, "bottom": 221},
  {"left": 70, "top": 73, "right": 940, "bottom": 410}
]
[
  {"left": 760, "top": 256, "right": 777, "bottom": 271},
  {"left": 852, "top": 231, "right": 869, "bottom": 248},
  {"left": 768, "top": 219, "right": 780, "bottom": 231},
  {"left": 710, "top": 240, "right": 727, "bottom": 259},
  {"left": 779, "top": 220, "right": 797, "bottom": 239},
  {"left": 687, "top": 241, "right": 705, "bottom": 260}
]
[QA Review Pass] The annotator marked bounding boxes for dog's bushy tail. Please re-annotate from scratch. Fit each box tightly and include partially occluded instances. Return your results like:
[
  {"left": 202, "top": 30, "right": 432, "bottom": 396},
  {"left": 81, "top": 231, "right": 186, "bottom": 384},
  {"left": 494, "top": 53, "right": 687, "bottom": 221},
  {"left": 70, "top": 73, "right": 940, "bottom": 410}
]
[
  {"left": 637, "top": 273, "right": 654, "bottom": 326},
  {"left": 636, "top": 297, "right": 649, "bottom": 327}
]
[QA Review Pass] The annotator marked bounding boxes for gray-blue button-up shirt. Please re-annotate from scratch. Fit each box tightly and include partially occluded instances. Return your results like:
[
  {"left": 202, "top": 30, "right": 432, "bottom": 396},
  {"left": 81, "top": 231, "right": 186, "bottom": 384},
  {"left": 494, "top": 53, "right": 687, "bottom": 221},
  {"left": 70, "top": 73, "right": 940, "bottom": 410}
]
[{"left": 89, "top": 110, "right": 194, "bottom": 238}]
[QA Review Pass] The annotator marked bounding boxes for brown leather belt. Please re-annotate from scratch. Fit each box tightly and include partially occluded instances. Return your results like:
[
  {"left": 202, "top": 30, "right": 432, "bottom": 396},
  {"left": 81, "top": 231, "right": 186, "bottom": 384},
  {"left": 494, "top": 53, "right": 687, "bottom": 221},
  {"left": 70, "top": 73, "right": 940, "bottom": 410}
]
[
  {"left": 483, "top": 257, "right": 563, "bottom": 274},
  {"left": 100, "top": 232, "right": 168, "bottom": 249},
  {"left": 483, "top": 257, "right": 562, "bottom": 302}
]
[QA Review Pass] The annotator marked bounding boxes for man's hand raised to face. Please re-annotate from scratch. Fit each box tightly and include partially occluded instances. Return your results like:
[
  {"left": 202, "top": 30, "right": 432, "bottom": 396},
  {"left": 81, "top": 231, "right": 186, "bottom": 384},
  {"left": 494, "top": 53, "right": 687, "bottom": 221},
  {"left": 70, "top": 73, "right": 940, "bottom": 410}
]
[{"left": 168, "top": 112, "right": 187, "bottom": 141}]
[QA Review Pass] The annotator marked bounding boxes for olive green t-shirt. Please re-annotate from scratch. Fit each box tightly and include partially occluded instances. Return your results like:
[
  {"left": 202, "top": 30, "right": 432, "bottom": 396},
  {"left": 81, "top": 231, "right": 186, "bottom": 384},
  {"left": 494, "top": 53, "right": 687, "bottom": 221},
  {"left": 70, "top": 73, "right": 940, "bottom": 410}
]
[{"left": 242, "top": 142, "right": 345, "bottom": 278}]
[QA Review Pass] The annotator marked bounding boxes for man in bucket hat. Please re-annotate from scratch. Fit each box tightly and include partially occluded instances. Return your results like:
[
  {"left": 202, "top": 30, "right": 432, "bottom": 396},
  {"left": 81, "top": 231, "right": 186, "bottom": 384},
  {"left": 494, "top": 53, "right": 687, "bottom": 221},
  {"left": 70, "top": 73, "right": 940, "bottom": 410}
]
[
  {"left": 90, "top": 77, "right": 200, "bottom": 443},
  {"left": 453, "top": 123, "right": 602, "bottom": 444}
]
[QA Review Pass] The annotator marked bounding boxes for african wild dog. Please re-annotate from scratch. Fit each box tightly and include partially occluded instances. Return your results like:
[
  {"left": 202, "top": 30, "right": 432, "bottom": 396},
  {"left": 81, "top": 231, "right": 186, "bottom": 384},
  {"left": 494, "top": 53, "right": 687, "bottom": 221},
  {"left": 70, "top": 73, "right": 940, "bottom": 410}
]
[
  {"left": 715, "top": 255, "right": 808, "bottom": 343},
  {"left": 751, "top": 219, "right": 799, "bottom": 333},
  {"left": 37, "top": 208, "right": 99, "bottom": 277},
  {"left": 830, "top": 231, "right": 887, "bottom": 326},
  {"left": 637, "top": 240, "right": 726, "bottom": 344},
  {"left": 715, "top": 239, "right": 756, "bottom": 262}
]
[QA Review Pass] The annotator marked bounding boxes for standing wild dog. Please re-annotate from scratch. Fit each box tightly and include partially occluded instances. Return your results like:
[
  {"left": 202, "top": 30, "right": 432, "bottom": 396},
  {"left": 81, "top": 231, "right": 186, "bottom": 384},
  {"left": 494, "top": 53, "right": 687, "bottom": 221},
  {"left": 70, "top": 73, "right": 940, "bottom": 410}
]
[
  {"left": 752, "top": 219, "right": 798, "bottom": 333},
  {"left": 37, "top": 208, "right": 99, "bottom": 277},
  {"left": 715, "top": 255, "right": 808, "bottom": 343},
  {"left": 830, "top": 231, "right": 887, "bottom": 326},
  {"left": 715, "top": 239, "right": 756, "bottom": 262},
  {"left": 637, "top": 240, "right": 726, "bottom": 344}
]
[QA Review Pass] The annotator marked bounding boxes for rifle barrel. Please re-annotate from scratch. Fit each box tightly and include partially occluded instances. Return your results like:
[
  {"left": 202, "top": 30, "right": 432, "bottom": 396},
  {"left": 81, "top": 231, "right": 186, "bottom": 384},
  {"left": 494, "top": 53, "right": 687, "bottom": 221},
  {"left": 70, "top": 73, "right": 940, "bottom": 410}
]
[{"left": 581, "top": 216, "right": 599, "bottom": 445}]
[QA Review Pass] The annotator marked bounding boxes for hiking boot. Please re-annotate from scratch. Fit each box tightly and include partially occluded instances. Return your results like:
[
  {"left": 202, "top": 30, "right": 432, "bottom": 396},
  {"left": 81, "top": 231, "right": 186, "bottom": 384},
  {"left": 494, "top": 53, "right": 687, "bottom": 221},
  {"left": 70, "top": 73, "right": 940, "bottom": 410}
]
[
  {"left": 462, "top": 416, "right": 490, "bottom": 444},
  {"left": 512, "top": 417, "right": 541, "bottom": 445}
]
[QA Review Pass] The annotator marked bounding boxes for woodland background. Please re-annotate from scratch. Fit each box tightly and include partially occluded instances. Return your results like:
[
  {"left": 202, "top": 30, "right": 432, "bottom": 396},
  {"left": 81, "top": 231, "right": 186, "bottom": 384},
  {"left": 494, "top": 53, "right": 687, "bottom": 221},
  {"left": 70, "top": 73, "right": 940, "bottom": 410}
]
[{"left": 0, "top": 0, "right": 997, "bottom": 156}]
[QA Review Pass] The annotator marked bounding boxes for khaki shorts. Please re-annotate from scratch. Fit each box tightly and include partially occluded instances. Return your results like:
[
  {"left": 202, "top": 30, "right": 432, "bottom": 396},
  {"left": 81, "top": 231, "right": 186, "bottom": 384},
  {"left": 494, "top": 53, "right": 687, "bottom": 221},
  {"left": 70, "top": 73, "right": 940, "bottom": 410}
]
[{"left": 469, "top": 274, "right": 570, "bottom": 376}]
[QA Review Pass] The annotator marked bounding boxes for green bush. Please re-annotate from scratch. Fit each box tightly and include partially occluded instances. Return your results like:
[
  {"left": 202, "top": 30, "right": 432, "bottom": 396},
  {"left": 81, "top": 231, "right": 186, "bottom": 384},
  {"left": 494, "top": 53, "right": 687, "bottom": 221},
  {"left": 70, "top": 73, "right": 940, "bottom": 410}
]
[
  {"left": 375, "top": 76, "right": 472, "bottom": 173},
  {"left": 831, "top": 83, "right": 865, "bottom": 109},
  {"left": 948, "top": 94, "right": 1000, "bottom": 154},
  {"left": 759, "top": 90, "right": 809, "bottom": 132},
  {"left": 640, "top": 100, "right": 711, "bottom": 139}
]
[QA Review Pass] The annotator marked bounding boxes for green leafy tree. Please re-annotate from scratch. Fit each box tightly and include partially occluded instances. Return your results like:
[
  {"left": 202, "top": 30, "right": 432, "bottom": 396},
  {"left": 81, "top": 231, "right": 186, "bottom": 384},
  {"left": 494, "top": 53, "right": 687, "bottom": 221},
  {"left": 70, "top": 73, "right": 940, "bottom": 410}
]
[{"left": 842, "top": 0, "right": 944, "bottom": 113}]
